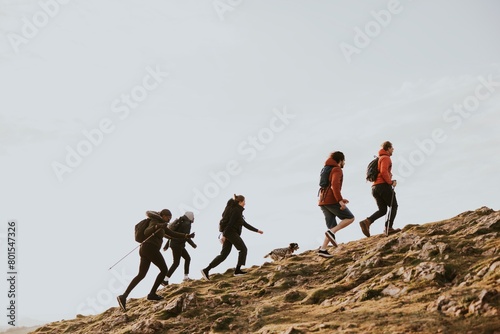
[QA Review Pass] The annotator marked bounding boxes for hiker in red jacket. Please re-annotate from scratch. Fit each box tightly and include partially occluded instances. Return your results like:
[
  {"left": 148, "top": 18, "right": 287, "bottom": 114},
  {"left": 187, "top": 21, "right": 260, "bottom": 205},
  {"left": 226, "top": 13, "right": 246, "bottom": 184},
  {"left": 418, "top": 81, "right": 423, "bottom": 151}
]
[
  {"left": 359, "top": 141, "right": 400, "bottom": 237},
  {"left": 317, "top": 151, "right": 355, "bottom": 258}
]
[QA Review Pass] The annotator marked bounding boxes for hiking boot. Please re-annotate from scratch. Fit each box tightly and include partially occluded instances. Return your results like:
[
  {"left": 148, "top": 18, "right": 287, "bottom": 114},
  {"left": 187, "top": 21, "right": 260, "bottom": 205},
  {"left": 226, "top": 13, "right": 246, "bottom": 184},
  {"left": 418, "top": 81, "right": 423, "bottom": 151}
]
[
  {"left": 325, "top": 230, "right": 337, "bottom": 247},
  {"left": 386, "top": 227, "right": 401, "bottom": 236},
  {"left": 147, "top": 293, "right": 164, "bottom": 301},
  {"left": 359, "top": 219, "right": 371, "bottom": 237},
  {"left": 117, "top": 295, "right": 127, "bottom": 312},
  {"left": 161, "top": 280, "right": 169, "bottom": 286},
  {"left": 317, "top": 249, "right": 334, "bottom": 258},
  {"left": 201, "top": 268, "right": 210, "bottom": 281},
  {"left": 234, "top": 269, "right": 247, "bottom": 276}
]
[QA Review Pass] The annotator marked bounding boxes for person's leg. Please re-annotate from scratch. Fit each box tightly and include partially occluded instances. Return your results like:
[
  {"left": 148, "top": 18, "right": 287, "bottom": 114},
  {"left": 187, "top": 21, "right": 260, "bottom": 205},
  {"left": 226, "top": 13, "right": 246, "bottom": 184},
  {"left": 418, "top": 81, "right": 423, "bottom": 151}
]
[
  {"left": 226, "top": 233, "right": 247, "bottom": 271},
  {"left": 207, "top": 239, "right": 233, "bottom": 270},
  {"left": 165, "top": 246, "right": 182, "bottom": 279},
  {"left": 149, "top": 249, "right": 169, "bottom": 297},
  {"left": 202, "top": 239, "right": 233, "bottom": 280},
  {"left": 367, "top": 185, "right": 389, "bottom": 223},
  {"left": 320, "top": 205, "right": 337, "bottom": 229},
  {"left": 330, "top": 206, "right": 355, "bottom": 234},
  {"left": 181, "top": 248, "right": 191, "bottom": 276},
  {"left": 122, "top": 246, "right": 152, "bottom": 297},
  {"left": 385, "top": 188, "right": 398, "bottom": 229},
  {"left": 320, "top": 205, "right": 337, "bottom": 250}
]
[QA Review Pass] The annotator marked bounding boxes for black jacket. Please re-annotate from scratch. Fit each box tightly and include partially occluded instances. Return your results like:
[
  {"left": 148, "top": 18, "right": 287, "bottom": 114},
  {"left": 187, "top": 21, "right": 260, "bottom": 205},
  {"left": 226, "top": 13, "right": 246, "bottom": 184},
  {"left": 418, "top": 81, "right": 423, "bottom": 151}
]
[
  {"left": 223, "top": 205, "right": 258, "bottom": 236},
  {"left": 170, "top": 216, "right": 197, "bottom": 249},
  {"left": 143, "top": 211, "right": 189, "bottom": 250}
]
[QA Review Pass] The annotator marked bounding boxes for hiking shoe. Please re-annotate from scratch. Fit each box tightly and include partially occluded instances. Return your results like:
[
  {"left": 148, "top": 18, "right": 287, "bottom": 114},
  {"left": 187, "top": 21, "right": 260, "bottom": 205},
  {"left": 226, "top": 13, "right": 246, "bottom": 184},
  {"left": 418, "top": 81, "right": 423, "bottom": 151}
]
[
  {"left": 325, "top": 230, "right": 337, "bottom": 247},
  {"left": 147, "top": 293, "right": 164, "bottom": 301},
  {"left": 359, "top": 219, "right": 371, "bottom": 237},
  {"left": 386, "top": 227, "right": 401, "bottom": 236},
  {"left": 161, "top": 280, "right": 169, "bottom": 286},
  {"left": 317, "top": 249, "right": 334, "bottom": 258},
  {"left": 117, "top": 295, "right": 127, "bottom": 312},
  {"left": 201, "top": 268, "right": 210, "bottom": 281},
  {"left": 234, "top": 269, "right": 247, "bottom": 276}
]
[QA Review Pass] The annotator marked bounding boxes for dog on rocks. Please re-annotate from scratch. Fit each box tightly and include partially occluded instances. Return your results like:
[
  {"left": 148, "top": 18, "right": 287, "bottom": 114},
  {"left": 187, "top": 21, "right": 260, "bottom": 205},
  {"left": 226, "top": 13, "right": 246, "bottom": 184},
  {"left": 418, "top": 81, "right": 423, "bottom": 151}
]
[{"left": 264, "top": 243, "right": 299, "bottom": 261}]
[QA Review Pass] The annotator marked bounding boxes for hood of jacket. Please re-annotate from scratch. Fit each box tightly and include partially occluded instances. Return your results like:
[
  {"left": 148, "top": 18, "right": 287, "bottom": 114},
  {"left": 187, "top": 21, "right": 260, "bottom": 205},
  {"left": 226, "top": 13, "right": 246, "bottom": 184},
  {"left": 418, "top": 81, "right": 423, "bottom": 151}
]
[
  {"left": 379, "top": 148, "right": 391, "bottom": 157},
  {"left": 324, "top": 157, "right": 340, "bottom": 168}
]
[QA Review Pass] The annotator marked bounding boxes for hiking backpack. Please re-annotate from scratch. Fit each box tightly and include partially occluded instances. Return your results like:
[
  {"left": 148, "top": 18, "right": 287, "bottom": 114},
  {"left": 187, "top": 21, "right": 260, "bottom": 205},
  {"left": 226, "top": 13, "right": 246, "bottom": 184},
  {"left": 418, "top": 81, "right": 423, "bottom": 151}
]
[
  {"left": 134, "top": 218, "right": 151, "bottom": 243},
  {"left": 319, "top": 165, "right": 334, "bottom": 190},
  {"left": 366, "top": 156, "right": 379, "bottom": 182},
  {"left": 167, "top": 217, "right": 183, "bottom": 232}
]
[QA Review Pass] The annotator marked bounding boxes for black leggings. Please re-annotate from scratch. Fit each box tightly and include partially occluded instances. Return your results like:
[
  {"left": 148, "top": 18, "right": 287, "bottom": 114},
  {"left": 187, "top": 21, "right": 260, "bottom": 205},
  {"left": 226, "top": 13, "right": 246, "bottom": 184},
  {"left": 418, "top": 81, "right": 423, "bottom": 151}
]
[
  {"left": 123, "top": 242, "right": 168, "bottom": 297},
  {"left": 368, "top": 183, "right": 398, "bottom": 228},
  {"left": 166, "top": 246, "right": 191, "bottom": 277},
  {"left": 207, "top": 230, "right": 247, "bottom": 270}
]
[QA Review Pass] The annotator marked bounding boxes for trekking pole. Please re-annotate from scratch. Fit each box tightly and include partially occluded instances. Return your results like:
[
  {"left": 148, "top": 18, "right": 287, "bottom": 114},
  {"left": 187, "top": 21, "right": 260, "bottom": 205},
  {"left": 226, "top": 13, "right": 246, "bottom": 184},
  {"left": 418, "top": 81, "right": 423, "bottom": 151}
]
[
  {"left": 108, "top": 232, "right": 157, "bottom": 270},
  {"left": 385, "top": 186, "right": 396, "bottom": 236}
]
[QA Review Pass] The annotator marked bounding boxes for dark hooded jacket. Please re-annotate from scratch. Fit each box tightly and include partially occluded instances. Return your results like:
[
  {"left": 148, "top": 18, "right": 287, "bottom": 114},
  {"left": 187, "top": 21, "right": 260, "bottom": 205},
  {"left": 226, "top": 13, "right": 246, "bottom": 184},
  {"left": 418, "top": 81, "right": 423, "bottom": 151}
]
[
  {"left": 223, "top": 202, "right": 258, "bottom": 236},
  {"left": 169, "top": 215, "right": 197, "bottom": 249},
  {"left": 143, "top": 211, "right": 189, "bottom": 250}
]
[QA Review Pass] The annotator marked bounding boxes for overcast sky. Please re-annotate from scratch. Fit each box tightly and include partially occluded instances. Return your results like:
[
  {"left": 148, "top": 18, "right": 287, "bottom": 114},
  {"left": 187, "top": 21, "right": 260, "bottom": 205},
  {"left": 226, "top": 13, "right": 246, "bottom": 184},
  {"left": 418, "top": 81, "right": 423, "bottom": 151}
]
[{"left": 1, "top": 0, "right": 499, "bottom": 327}]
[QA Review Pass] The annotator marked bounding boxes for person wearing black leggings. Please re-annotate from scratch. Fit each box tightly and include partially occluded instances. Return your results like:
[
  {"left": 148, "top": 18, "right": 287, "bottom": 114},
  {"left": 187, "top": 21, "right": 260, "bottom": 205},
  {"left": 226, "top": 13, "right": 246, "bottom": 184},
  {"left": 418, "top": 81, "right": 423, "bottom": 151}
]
[
  {"left": 117, "top": 209, "right": 194, "bottom": 312},
  {"left": 201, "top": 194, "right": 263, "bottom": 280},
  {"left": 162, "top": 211, "right": 197, "bottom": 285}
]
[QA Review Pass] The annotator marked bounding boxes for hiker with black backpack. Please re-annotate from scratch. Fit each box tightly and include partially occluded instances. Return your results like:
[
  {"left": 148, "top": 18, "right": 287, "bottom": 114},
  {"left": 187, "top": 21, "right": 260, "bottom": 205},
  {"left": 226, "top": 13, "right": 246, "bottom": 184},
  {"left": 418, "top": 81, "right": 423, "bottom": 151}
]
[
  {"left": 161, "top": 211, "right": 197, "bottom": 285},
  {"left": 317, "top": 151, "right": 355, "bottom": 258},
  {"left": 201, "top": 194, "right": 263, "bottom": 280},
  {"left": 117, "top": 209, "right": 195, "bottom": 312},
  {"left": 359, "top": 141, "right": 400, "bottom": 237}
]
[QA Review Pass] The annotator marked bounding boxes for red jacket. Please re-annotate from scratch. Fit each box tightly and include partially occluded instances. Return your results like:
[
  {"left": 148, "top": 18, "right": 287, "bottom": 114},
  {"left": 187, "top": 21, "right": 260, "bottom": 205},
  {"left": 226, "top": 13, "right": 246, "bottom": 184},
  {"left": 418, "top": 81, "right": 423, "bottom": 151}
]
[
  {"left": 318, "top": 158, "right": 344, "bottom": 205},
  {"left": 374, "top": 149, "right": 393, "bottom": 185}
]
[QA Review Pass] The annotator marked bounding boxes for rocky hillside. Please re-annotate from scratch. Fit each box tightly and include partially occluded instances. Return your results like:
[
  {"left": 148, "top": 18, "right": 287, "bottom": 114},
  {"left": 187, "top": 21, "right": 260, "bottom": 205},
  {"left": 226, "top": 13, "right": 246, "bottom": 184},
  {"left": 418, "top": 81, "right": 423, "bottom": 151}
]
[{"left": 31, "top": 207, "right": 499, "bottom": 334}]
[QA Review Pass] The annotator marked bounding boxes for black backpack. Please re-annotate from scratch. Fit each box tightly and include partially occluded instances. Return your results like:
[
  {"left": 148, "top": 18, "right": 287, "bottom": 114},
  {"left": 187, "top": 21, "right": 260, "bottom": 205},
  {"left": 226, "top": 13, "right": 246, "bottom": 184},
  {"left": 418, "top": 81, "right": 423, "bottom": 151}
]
[
  {"left": 168, "top": 217, "right": 183, "bottom": 232},
  {"left": 319, "top": 165, "right": 334, "bottom": 190},
  {"left": 366, "top": 156, "right": 379, "bottom": 182},
  {"left": 218, "top": 199, "right": 236, "bottom": 232},
  {"left": 134, "top": 218, "right": 151, "bottom": 243}
]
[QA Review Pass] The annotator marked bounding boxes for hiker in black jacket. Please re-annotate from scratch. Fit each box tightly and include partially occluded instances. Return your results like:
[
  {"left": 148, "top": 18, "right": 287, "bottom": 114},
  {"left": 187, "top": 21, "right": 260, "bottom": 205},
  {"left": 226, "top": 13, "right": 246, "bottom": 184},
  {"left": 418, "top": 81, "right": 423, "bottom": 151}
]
[
  {"left": 162, "top": 211, "right": 197, "bottom": 285},
  {"left": 117, "top": 209, "right": 195, "bottom": 312},
  {"left": 201, "top": 194, "right": 263, "bottom": 280}
]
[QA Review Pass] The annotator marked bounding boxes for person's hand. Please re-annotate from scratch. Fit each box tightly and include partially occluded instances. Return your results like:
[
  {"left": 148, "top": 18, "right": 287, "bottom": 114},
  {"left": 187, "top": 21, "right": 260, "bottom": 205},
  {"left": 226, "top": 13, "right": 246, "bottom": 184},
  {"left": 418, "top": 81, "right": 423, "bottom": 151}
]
[
  {"left": 257, "top": 230, "right": 263, "bottom": 234},
  {"left": 186, "top": 232, "right": 195, "bottom": 239},
  {"left": 339, "top": 199, "right": 348, "bottom": 210},
  {"left": 220, "top": 236, "right": 226, "bottom": 244},
  {"left": 163, "top": 245, "right": 169, "bottom": 251},
  {"left": 392, "top": 180, "right": 397, "bottom": 187}
]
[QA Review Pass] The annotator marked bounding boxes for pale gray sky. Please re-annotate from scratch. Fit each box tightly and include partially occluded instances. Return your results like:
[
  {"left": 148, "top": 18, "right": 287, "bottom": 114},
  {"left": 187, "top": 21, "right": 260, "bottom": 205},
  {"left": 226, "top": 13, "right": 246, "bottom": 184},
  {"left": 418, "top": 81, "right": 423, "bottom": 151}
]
[{"left": 1, "top": 0, "right": 499, "bottom": 327}]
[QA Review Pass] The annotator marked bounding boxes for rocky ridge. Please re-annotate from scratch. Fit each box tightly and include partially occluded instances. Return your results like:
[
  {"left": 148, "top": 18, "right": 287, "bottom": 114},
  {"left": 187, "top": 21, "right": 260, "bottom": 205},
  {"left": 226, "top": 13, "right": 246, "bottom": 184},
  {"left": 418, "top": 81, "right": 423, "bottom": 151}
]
[{"left": 31, "top": 207, "right": 500, "bottom": 334}]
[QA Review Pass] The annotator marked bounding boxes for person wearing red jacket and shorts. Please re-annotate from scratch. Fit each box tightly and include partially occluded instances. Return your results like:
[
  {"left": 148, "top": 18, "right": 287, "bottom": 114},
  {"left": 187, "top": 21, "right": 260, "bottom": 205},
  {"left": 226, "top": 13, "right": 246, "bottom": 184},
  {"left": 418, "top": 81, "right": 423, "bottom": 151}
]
[{"left": 318, "top": 151, "right": 355, "bottom": 258}]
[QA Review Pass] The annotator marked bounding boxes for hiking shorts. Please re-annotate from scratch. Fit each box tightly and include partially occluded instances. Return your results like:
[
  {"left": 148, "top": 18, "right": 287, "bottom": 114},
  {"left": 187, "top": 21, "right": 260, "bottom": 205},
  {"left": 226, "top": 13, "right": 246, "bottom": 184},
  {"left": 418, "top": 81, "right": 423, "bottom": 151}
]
[{"left": 320, "top": 203, "right": 354, "bottom": 229}]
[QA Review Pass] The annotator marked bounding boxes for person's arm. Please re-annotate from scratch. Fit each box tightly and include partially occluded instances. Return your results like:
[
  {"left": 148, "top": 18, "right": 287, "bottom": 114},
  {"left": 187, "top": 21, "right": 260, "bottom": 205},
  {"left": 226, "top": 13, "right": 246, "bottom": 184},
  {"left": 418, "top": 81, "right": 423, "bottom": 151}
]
[
  {"left": 144, "top": 220, "right": 159, "bottom": 237},
  {"left": 163, "top": 225, "right": 194, "bottom": 240},
  {"left": 187, "top": 239, "right": 197, "bottom": 248},
  {"left": 242, "top": 220, "right": 258, "bottom": 233}
]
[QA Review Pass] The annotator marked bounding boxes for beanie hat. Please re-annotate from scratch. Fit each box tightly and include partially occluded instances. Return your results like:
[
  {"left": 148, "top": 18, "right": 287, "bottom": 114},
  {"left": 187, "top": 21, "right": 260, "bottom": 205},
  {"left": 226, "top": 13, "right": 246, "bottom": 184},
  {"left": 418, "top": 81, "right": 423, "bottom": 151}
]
[{"left": 184, "top": 211, "right": 195, "bottom": 221}]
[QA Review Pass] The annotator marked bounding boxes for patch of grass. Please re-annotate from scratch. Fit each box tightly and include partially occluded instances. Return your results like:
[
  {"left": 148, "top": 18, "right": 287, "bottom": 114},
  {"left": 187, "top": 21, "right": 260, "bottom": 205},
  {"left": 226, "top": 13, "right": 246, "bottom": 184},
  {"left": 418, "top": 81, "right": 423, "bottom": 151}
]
[
  {"left": 360, "top": 288, "right": 383, "bottom": 301},
  {"left": 283, "top": 290, "right": 307, "bottom": 303},
  {"left": 302, "top": 285, "right": 351, "bottom": 305}
]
